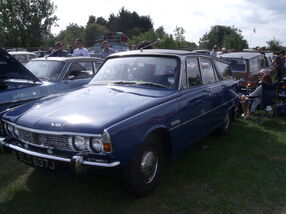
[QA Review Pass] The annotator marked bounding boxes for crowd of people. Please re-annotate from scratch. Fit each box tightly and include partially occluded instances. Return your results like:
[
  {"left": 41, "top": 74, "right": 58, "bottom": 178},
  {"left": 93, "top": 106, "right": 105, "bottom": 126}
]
[{"left": 48, "top": 38, "right": 116, "bottom": 59}]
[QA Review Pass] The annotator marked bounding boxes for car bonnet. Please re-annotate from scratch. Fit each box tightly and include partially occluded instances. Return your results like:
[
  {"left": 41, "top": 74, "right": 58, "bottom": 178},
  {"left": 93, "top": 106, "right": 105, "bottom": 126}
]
[{"left": 0, "top": 48, "right": 41, "bottom": 83}]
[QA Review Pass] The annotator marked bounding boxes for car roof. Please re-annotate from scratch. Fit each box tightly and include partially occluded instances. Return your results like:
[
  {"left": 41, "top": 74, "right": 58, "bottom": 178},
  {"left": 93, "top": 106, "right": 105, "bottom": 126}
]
[
  {"left": 31, "top": 56, "right": 103, "bottom": 62},
  {"left": 220, "top": 52, "right": 262, "bottom": 60},
  {"left": 109, "top": 49, "right": 200, "bottom": 57},
  {"left": 8, "top": 51, "right": 37, "bottom": 55}
]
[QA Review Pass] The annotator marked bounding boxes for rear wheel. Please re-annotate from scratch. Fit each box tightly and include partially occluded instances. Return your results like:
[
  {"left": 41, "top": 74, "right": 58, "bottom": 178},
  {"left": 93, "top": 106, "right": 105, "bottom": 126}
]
[{"left": 121, "top": 134, "right": 164, "bottom": 197}]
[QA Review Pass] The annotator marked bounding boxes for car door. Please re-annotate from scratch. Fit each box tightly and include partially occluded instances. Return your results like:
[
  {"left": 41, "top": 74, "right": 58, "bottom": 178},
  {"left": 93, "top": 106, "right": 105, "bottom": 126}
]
[
  {"left": 199, "top": 57, "right": 224, "bottom": 128},
  {"left": 58, "top": 61, "right": 95, "bottom": 91},
  {"left": 175, "top": 57, "right": 209, "bottom": 152}
]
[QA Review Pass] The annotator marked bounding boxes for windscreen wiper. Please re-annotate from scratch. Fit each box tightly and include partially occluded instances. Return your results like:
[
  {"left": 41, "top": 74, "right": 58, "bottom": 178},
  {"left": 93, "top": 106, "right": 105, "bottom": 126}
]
[
  {"left": 112, "top": 81, "right": 138, "bottom": 85},
  {"left": 113, "top": 81, "right": 167, "bottom": 88},
  {"left": 135, "top": 81, "right": 168, "bottom": 88}
]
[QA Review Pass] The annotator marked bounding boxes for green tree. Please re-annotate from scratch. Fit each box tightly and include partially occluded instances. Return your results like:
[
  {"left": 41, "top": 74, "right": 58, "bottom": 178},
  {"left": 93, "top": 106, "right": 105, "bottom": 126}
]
[
  {"left": 199, "top": 25, "right": 248, "bottom": 50},
  {"left": 56, "top": 23, "right": 85, "bottom": 47},
  {"left": 266, "top": 38, "right": 283, "bottom": 53},
  {"left": 85, "top": 23, "right": 108, "bottom": 47},
  {"left": 107, "top": 7, "right": 153, "bottom": 37},
  {"left": 0, "top": 0, "right": 57, "bottom": 48}
]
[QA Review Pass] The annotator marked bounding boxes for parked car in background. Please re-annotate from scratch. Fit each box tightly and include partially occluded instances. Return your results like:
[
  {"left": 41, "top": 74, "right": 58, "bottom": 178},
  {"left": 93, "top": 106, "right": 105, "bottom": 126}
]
[
  {"left": 0, "top": 48, "right": 103, "bottom": 114},
  {"left": 92, "top": 32, "right": 130, "bottom": 58},
  {"left": 33, "top": 50, "right": 49, "bottom": 58},
  {"left": 1, "top": 49, "right": 239, "bottom": 197},
  {"left": 220, "top": 52, "right": 271, "bottom": 91},
  {"left": 8, "top": 51, "right": 38, "bottom": 64}
]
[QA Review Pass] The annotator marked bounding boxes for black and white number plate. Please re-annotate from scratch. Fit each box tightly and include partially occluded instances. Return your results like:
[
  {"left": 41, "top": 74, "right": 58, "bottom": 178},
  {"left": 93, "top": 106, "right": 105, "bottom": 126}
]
[{"left": 16, "top": 151, "right": 56, "bottom": 170}]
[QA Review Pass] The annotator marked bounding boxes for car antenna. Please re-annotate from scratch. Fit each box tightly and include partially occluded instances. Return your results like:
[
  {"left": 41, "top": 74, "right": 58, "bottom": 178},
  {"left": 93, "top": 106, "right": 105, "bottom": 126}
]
[
  {"left": 45, "top": 44, "right": 70, "bottom": 59},
  {"left": 140, "top": 39, "right": 160, "bottom": 52}
]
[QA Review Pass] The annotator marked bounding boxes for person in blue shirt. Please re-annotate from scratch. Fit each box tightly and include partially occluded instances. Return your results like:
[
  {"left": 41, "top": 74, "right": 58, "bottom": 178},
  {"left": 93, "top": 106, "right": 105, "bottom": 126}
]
[{"left": 100, "top": 40, "right": 115, "bottom": 58}]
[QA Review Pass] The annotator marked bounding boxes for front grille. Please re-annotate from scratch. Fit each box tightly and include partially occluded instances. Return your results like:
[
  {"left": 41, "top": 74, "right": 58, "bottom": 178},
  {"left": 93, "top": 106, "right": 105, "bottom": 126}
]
[{"left": 18, "top": 129, "right": 72, "bottom": 151}]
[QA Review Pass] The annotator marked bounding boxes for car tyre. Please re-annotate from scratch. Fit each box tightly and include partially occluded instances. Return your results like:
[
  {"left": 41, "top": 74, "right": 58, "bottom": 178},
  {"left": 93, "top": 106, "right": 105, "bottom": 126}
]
[{"left": 121, "top": 134, "right": 164, "bottom": 197}]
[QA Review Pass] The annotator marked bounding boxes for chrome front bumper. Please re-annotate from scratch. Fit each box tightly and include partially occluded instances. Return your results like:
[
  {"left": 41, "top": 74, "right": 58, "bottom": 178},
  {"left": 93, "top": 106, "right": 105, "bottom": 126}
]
[{"left": 0, "top": 138, "right": 120, "bottom": 168}]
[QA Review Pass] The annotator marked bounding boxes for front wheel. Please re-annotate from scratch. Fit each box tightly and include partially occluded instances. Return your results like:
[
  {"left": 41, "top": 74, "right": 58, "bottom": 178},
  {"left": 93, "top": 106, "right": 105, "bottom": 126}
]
[{"left": 121, "top": 134, "right": 164, "bottom": 197}]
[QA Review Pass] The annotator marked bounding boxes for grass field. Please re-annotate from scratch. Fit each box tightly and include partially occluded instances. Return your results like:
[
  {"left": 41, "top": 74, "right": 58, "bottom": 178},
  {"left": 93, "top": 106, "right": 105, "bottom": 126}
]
[{"left": 0, "top": 116, "right": 286, "bottom": 214}]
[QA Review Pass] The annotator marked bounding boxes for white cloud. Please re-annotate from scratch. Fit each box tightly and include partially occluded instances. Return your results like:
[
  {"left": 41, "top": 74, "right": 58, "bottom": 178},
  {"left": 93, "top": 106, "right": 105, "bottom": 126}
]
[{"left": 51, "top": 0, "right": 286, "bottom": 47}]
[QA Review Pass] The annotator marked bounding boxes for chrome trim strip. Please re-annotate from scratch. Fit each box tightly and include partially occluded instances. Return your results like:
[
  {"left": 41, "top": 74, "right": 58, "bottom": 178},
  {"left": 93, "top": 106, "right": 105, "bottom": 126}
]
[
  {"left": 2, "top": 120, "right": 102, "bottom": 137},
  {"left": 1, "top": 140, "right": 120, "bottom": 167},
  {"left": 6, "top": 144, "right": 71, "bottom": 162},
  {"left": 81, "top": 160, "right": 120, "bottom": 167},
  {"left": 170, "top": 97, "right": 237, "bottom": 131}
]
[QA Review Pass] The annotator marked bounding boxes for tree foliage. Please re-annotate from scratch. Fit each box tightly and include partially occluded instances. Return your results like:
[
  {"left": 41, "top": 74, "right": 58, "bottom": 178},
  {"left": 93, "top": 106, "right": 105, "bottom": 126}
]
[
  {"left": 0, "top": 0, "right": 57, "bottom": 48},
  {"left": 129, "top": 26, "right": 196, "bottom": 50},
  {"left": 199, "top": 25, "right": 248, "bottom": 50},
  {"left": 56, "top": 24, "right": 85, "bottom": 47},
  {"left": 266, "top": 38, "right": 283, "bottom": 53},
  {"left": 107, "top": 7, "right": 153, "bottom": 38},
  {"left": 85, "top": 23, "right": 108, "bottom": 47}
]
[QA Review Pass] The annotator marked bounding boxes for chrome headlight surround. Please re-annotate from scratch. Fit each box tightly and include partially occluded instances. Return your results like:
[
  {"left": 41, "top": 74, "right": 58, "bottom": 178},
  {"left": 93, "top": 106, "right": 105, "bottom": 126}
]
[
  {"left": 70, "top": 136, "right": 89, "bottom": 151},
  {"left": 90, "top": 137, "right": 103, "bottom": 153},
  {"left": 13, "top": 126, "right": 19, "bottom": 138},
  {"left": 68, "top": 130, "right": 112, "bottom": 153}
]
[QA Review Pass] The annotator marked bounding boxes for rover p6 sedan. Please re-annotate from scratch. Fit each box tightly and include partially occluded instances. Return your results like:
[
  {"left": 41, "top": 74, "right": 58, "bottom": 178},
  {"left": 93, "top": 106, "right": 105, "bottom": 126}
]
[{"left": 1, "top": 49, "right": 239, "bottom": 197}]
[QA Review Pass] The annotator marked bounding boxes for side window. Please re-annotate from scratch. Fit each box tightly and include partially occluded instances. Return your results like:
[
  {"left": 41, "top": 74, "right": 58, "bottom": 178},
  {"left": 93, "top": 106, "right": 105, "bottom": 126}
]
[
  {"left": 258, "top": 56, "right": 266, "bottom": 68},
  {"left": 186, "top": 57, "right": 202, "bottom": 87},
  {"left": 94, "top": 62, "right": 102, "bottom": 72},
  {"left": 214, "top": 60, "right": 232, "bottom": 80},
  {"left": 64, "top": 62, "right": 94, "bottom": 80},
  {"left": 199, "top": 58, "right": 216, "bottom": 84},
  {"left": 29, "top": 54, "right": 37, "bottom": 60},
  {"left": 249, "top": 58, "right": 259, "bottom": 71}
]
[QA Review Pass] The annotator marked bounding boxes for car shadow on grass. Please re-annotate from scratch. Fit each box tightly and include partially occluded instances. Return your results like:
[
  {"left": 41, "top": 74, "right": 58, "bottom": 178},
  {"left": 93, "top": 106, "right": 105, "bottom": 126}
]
[{"left": 1, "top": 119, "right": 286, "bottom": 214}]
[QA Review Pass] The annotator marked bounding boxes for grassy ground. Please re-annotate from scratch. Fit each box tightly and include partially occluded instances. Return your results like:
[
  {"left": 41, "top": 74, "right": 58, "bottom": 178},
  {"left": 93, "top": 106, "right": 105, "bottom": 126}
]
[{"left": 0, "top": 116, "right": 286, "bottom": 214}]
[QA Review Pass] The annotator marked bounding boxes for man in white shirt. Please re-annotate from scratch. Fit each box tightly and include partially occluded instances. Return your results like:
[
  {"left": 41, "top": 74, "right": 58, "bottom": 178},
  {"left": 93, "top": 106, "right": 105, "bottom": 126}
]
[
  {"left": 72, "top": 38, "right": 90, "bottom": 57},
  {"left": 210, "top": 45, "right": 219, "bottom": 57}
]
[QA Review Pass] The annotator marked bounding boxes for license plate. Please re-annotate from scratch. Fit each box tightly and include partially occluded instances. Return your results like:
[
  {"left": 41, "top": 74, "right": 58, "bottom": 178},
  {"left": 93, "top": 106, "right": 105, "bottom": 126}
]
[{"left": 16, "top": 151, "right": 56, "bottom": 170}]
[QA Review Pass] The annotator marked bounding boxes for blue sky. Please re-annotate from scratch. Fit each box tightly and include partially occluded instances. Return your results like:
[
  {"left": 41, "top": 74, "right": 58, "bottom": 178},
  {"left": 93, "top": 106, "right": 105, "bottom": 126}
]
[{"left": 51, "top": 0, "right": 286, "bottom": 48}]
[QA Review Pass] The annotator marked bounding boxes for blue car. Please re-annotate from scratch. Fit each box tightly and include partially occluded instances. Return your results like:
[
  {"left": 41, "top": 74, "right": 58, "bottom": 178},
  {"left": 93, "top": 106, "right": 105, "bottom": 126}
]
[
  {"left": 0, "top": 48, "right": 103, "bottom": 113},
  {"left": 1, "top": 49, "right": 239, "bottom": 197}
]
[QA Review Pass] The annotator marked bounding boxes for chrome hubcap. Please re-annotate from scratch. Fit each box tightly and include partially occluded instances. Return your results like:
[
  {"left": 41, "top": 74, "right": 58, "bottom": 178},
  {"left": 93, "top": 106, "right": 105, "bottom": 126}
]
[
  {"left": 140, "top": 150, "right": 158, "bottom": 184},
  {"left": 224, "top": 113, "right": 230, "bottom": 129}
]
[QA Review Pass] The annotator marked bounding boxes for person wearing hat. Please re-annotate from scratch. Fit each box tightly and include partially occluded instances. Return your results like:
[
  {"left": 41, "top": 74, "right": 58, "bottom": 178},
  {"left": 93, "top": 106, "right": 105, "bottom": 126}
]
[
  {"left": 100, "top": 40, "right": 115, "bottom": 59},
  {"left": 210, "top": 45, "right": 219, "bottom": 57}
]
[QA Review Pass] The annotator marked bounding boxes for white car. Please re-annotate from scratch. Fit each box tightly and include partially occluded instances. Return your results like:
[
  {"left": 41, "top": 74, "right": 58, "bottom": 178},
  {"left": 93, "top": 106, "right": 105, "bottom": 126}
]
[{"left": 8, "top": 51, "right": 38, "bottom": 64}]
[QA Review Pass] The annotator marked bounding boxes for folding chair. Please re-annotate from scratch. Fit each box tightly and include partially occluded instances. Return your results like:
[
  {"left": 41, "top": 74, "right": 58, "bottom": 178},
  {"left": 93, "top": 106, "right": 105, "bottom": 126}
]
[{"left": 256, "top": 82, "right": 278, "bottom": 125}]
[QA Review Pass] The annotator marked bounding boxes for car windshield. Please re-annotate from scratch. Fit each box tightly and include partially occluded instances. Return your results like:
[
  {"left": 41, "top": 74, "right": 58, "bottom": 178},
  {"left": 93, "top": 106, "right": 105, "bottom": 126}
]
[
  {"left": 25, "top": 60, "right": 65, "bottom": 81},
  {"left": 222, "top": 58, "right": 246, "bottom": 72},
  {"left": 90, "top": 56, "right": 179, "bottom": 89}
]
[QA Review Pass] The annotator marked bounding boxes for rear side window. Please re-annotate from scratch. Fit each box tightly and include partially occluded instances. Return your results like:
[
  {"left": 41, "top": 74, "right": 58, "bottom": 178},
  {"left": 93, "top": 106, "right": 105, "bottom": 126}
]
[
  {"left": 249, "top": 58, "right": 259, "bottom": 71},
  {"left": 64, "top": 62, "right": 94, "bottom": 80},
  {"left": 199, "top": 58, "right": 216, "bottom": 84},
  {"left": 186, "top": 58, "right": 202, "bottom": 87},
  {"left": 214, "top": 60, "right": 232, "bottom": 80}
]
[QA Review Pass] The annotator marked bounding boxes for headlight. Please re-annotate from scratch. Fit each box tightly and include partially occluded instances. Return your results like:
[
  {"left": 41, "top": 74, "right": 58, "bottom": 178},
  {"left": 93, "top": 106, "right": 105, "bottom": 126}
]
[
  {"left": 13, "top": 127, "right": 19, "bottom": 137},
  {"left": 73, "top": 136, "right": 88, "bottom": 151},
  {"left": 7, "top": 124, "right": 13, "bottom": 135},
  {"left": 90, "top": 138, "right": 103, "bottom": 153}
]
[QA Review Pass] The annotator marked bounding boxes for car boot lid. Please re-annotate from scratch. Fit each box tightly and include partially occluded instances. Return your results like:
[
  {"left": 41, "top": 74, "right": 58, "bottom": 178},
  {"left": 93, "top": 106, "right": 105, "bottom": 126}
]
[{"left": 0, "top": 48, "right": 41, "bottom": 84}]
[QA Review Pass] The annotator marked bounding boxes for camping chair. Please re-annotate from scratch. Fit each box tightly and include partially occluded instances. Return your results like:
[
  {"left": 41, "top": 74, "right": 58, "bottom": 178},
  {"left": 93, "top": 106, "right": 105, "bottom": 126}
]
[{"left": 256, "top": 82, "right": 278, "bottom": 125}]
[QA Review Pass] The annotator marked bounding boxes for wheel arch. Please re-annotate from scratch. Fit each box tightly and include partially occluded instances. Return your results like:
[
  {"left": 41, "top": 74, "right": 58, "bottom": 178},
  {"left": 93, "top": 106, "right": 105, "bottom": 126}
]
[{"left": 143, "top": 126, "right": 172, "bottom": 160}]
